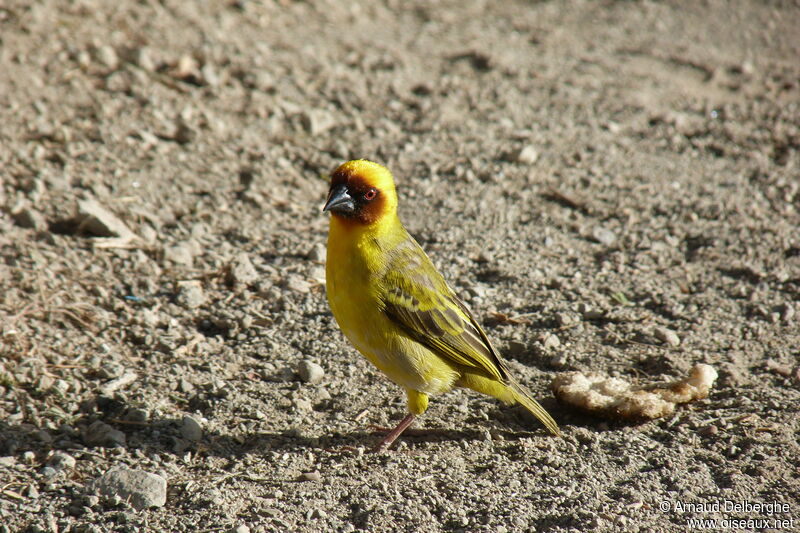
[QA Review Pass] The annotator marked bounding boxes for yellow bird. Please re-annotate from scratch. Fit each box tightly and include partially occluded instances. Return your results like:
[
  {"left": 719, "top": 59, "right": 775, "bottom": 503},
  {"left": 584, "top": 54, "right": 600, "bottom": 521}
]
[{"left": 323, "top": 159, "right": 560, "bottom": 451}]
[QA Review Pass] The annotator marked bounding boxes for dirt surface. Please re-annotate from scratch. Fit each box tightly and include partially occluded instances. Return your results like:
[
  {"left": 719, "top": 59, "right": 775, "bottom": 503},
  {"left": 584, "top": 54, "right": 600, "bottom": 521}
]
[{"left": 1, "top": 0, "right": 799, "bottom": 531}]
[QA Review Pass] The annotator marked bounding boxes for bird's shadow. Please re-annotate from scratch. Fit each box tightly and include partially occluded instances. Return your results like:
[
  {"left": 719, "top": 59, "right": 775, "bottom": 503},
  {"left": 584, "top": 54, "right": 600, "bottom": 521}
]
[
  {"left": 0, "top": 395, "right": 636, "bottom": 468},
  {"left": 203, "top": 426, "right": 506, "bottom": 457}
]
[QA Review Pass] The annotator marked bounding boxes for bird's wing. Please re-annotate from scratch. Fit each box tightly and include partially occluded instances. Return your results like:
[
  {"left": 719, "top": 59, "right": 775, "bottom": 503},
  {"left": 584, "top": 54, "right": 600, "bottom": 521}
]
[{"left": 379, "top": 238, "right": 509, "bottom": 382}]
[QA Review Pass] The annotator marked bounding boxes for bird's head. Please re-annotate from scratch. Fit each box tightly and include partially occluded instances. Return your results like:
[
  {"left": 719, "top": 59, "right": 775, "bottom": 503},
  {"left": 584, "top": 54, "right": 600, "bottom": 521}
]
[{"left": 323, "top": 160, "right": 398, "bottom": 226}]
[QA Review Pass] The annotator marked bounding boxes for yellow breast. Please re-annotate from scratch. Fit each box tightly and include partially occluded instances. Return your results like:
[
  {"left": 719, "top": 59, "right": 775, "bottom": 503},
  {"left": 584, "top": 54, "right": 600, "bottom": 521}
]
[{"left": 325, "top": 216, "right": 457, "bottom": 394}]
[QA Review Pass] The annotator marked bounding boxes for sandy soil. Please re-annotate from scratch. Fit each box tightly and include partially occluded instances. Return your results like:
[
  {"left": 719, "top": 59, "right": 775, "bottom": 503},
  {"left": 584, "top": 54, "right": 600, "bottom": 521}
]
[{"left": 1, "top": 0, "right": 799, "bottom": 531}]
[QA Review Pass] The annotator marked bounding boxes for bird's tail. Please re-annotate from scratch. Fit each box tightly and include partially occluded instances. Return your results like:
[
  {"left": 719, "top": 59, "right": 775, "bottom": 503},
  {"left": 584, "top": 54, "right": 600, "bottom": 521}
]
[
  {"left": 457, "top": 371, "right": 561, "bottom": 436},
  {"left": 509, "top": 379, "right": 561, "bottom": 437}
]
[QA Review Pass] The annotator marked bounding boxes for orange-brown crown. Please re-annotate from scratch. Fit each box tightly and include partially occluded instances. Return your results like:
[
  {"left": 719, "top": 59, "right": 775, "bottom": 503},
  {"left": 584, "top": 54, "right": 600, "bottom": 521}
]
[{"left": 324, "top": 160, "right": 398, "bottom": 226}]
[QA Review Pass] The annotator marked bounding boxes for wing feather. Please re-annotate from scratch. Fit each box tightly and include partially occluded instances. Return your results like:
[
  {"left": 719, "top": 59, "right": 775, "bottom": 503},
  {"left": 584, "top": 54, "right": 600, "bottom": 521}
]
[{"left": 380, "top": 236, "right": 508, "bottom": 382}]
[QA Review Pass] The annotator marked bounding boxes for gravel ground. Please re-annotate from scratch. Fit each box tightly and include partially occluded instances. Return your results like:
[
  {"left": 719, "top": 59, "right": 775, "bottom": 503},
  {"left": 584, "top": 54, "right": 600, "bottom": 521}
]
[{"left": 1, "top": 1, "right": 799, "bottom": 532}]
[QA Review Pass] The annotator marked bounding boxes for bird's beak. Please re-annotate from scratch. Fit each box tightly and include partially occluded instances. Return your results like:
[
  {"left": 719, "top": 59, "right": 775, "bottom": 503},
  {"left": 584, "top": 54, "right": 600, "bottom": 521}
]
[{"left": 323, "top": 184, "right": 355, "bottom": 214}]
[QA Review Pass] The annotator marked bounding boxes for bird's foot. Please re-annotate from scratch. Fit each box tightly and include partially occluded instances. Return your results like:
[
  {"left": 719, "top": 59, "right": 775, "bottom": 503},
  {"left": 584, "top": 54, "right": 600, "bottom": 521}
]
[{"left": 371, "top": 413, "right": 416, "bottom": 452}]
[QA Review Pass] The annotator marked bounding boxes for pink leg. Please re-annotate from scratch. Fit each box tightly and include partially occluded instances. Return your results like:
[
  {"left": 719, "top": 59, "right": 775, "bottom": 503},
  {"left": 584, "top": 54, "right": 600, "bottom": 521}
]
[{"left": 374, "top": 413, "right": 416, "bottom": 452}]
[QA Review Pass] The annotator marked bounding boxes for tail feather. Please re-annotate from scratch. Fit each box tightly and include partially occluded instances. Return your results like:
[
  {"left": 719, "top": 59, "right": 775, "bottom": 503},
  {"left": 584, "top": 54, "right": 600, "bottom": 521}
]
[
  {"left": 457, "top": 371, "right": 561, "bottom": 436},
  {"left": 509, "top": 379, "right": 561, "bottom": 437}
]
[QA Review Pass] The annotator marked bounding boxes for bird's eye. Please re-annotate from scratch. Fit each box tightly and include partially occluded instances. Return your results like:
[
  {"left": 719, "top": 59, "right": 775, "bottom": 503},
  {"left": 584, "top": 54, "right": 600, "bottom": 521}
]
[{"left": 364, "top": 189, "right": 377, "bottom": 201}]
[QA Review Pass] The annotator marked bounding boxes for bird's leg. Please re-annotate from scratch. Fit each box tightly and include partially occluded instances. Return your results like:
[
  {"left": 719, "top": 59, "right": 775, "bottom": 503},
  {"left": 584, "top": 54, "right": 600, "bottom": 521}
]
[{"left": 373, "top": 412, "right": 416, "bottom": 452}]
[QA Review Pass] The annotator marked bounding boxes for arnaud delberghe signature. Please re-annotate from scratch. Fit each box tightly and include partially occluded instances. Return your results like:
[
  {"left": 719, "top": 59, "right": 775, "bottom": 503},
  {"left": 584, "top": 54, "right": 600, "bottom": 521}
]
[{"left": 673, "top": 499, "right": 791, "bottom": 515}]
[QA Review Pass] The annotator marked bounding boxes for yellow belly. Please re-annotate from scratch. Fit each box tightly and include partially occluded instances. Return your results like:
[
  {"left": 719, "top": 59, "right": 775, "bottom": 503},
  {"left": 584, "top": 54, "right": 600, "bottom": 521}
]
[{"left": 325, "top": 220, "right": 458, "bottom": 395}]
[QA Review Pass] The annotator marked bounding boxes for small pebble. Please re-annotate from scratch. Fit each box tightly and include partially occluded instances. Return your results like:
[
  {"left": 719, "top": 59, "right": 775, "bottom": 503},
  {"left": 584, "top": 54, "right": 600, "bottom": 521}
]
[
  {"left": 555, "top": 311, "right": 579, "bottom": 327},
  {"left": 307, "top": 243, "right": 326, "bottom": 262},
  {"left": 293, "top": 398, "right": 313, "bottom": 412},
  {"left": 201, "top": 64, "right": 220, "bottom": 87},
  {"left": 135, "top": 47, "right": 156, "bottom": 71},
  {"left": 175, "top": 280, "right": 205, "bottom": 309},
  {"left": 317, "top": 388, "right": 331, "bottom": 401},
  {"left": 284, "top": 427, "right": 306, "bottom": 439},
  {"left": 12, "top": 207, "right": 48, "bottom": 232},
  {"left": 698, "top": 425, "right": 718, "bottom": 437},
  {"left": 506, "top": 341, "right": 526, "bottom": 357},
  {"left": 298, "top": 471, "right": 321, "bottom": 482},
  {"left": 164, "top": 243, "right": 195, "bottom": 267},
  {"left": 172, "top": 120, "right": 197, "bottom": 144},
  {"left": 181, "top": 415, "right": 203, "bottom": 441},
  {"left": 578, "top": 303, "right": 604, "bottom": 320},
  {"left": 174, "top": 54, "right": 199, "bottom": 80},
  {"left": 542, "top": 333, "right": 561, "bottom": 350},
  {"left": 83, "top": 420, "right": 126, "bottom": 447},
  {"left": 513, "top": 145, "right": 539, "bottom": 165},
  {"left": 139, "top": 224, "right": 158, "bottom": 244},
  {"left": 97, "top": 362, "right": 125, "bottom": 379},
  {"left": 591, "top": 226, "right": 616, "bottom": 246},
  {"left": 76, "top": 198, "right": 139, "bottom": 240},
  {"left": 94, "top": 467, "right": 167, "bottom": 510},
  {"left": 227, "top": 253, "right": 259, "bottom": 286},
  {"left": 179, "top": 378, "right": 195, "bottom": 393},
  {"left": 122, "top": 408, "right": 149, "bottom": 423},
  {"left": 47, "top": 451, "right": 76, "bottom": 471},
  {"left": 239, "top": 315, "right": 254, "bottom": 330},
  {"left": 138, "top": 309, "right": 160, "bottom": 328},
  {"left": 275, "top": 366, "right": 295, "bottom": 382},
  {"left": 765, "top": 359, "right": 792, "bottom": 377},
  {"left": 301, "top": 109, "right": 336, "bottom": 136},
  {"left": 297, "top": 360, "right": 324, "bottom": 384},
  {"left": 100, "top": 372, "right": 138, "bottom": 395},
  {"left": 285, "top": 275, "right": 311, "bottom": 294},
  {"left": 95, "top": 45, "right": 119, "bottom": 70},
  {"left": 653, "top": 326, "right": 681, "bottom": 347},
  {"left": 40, "top": 466, "right": 58, "bottom": 478},
  {"left": 468, "top": 283, "right": 487, "bottom": 299},
  {"left": 308, "top": 266, "right": 326, "bottom": 284}
]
